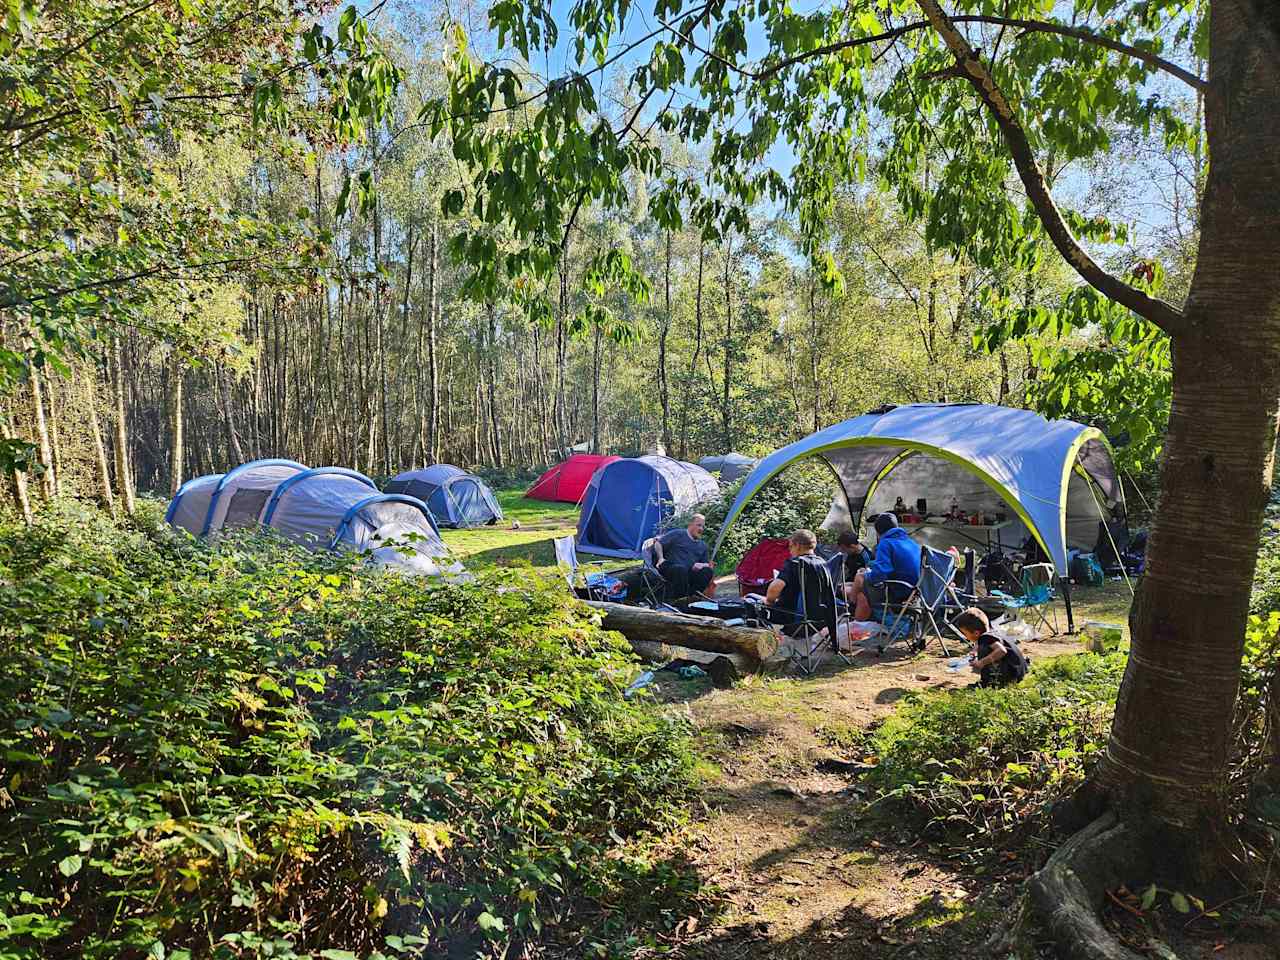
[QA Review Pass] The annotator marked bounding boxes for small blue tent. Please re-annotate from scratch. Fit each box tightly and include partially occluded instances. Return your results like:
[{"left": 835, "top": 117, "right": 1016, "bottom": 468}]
[
  {"left": 577, "top": 455, "right": 720, "bottom": 558},
  {"left": 385, "top": 464, "right": 504, "bottom": 528},
  {"left": 712, "top": 403, "right": 1123, "bottom": 577}
]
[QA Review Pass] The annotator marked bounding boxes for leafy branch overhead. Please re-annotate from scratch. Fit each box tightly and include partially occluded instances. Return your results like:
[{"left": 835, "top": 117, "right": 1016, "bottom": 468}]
[
  {"left": 428, "top": 0, "right": 1203, "bottom": 327},
  {"left": 0, "top": 0, "right": 401, "bottom": 383}
]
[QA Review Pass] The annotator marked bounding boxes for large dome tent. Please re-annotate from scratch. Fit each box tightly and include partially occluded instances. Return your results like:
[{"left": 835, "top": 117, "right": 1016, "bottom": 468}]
[
  {"left": 526, "top": 453, "right": 620, "bottom": 503},
  {"left": 198, "top": 458, "right": 307, "bottom": 535},
  {"left": 713, "top": 404, "right": 1124, "bottom": 628},
  {"left": 166, "top": 473, "right": 223, "bottom": 535},
  {"left": 260, "top": 467, "right": 378, "bottom": 546},
  {"left": 576, "top": 455, "right": 720, "bottom": 558},
  {"left": 385, "top": 464, "right": 503, "bottom": 528}
]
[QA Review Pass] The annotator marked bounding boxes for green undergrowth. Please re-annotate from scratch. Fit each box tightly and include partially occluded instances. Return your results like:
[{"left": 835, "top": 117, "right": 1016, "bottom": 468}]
[
  {"left": 0, "top": 500, "right": 700, "bottom": 959},
  {"left": 863, "top": 651, "right": 1127, "bottom": 844}
]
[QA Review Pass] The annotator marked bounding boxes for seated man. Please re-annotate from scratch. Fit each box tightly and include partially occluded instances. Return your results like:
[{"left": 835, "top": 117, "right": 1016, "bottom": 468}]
[
  {"left": 649, "top": 513, "right": 715, "bottom": 600},
  {"left": 827, "top": 530, "right": 872, "bottom": 593},
  {"left": 846, "top": 512, "right": 921, "bottom": 620},
  {"left": 763, "top": 529, "right": 838, "bottom": 639}
]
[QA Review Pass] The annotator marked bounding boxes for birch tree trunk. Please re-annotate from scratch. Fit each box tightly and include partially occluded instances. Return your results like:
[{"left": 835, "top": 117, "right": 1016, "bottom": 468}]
[
  {"left": 169, "top": 353, "right": 184, "bottom": 496},
  {"left": 110, "top": 340, "right": 135, "bottom": 514}
]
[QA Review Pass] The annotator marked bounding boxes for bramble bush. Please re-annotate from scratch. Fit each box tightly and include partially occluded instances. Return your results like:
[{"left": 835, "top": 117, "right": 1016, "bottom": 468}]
[{"left": 0, "top": 501, "right": 700, "bottom": 959}]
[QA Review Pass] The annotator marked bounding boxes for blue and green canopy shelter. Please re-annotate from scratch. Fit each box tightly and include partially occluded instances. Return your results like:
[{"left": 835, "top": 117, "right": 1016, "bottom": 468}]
[
  {"left": 712, "top": 404, "right": 1125, "bottom": 629},
  {"left": 384, "top": 464, "right": 504, "bottom": 528},
  {"left": 577, "top": 455, "right": 721, "bottom": 558}
]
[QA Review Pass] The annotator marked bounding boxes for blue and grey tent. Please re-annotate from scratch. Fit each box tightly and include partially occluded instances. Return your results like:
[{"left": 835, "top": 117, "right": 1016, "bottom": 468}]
[
  {"left": 384, "top": 464, "right": 504, "bottom": 528},
  {"left": 576, "top": 455, "right": 720, "bottom": 558},
  {"left": 167, "top": 458, "right": 308, "bottom": 536},
  {"left": 699, "top": 452, "right": 759, "bottom": 482},
  {"left": 713, "top": 404, "right": 1123, "bottom": 595},
  {"left": 262, "top": 467, "right": 449, "bottom": 572},
  {"left": 165, "top": 473, "right": 222, "bottom": 533}
]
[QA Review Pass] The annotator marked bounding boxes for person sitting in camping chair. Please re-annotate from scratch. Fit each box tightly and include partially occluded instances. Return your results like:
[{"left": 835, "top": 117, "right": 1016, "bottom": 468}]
[
  {"left": 845, "top": 513, "right": 921, "bottom": 620},
  {"left": 762, "top": 529, "right": 838, "bottom": 640},
  {"left": 646, "top": 513, "right": 716, "bottom": 601}
]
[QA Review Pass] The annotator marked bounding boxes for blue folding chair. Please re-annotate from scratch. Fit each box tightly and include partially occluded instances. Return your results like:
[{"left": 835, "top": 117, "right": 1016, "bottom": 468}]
[
  {"left": 990, "top": 562, "right": 1059, "bottom": 636},
  {"left": 873, "top": 546, "right": 963, "bottom": 657}
]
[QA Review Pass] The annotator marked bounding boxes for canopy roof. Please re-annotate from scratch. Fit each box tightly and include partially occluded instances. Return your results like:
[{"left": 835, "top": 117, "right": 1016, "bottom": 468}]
[
  {"left": 577, "top": 455, "right": 720, "bottom": 558},
  {"left": 713, "top": 404, "right": 1122, "bottom": 574},
  {"left": 525, "top": 453, "right": 621, "bottom": 503},
  {"left": 386, "top": 464, "right": 503, "bottom": 528}
]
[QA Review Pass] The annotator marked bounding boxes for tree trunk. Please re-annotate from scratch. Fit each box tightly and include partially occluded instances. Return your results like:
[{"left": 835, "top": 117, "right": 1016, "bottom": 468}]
[
  {"left": 25, "top": 343, "right": 55, "bottom": 500},
  {"left": 721, "top": 238, "right": 733, "bottom": 451},
  {"left": 678, "top": 238, "right": 705, "bottom": 460},
  {"left": 169, "top": 353, "right": 184, "bottom": 497},
  {"left": 0, "top": 405, "right": 33, "bottom": 524},
  {"left": 426, "top": 223, "right": 441, "bottom": 464},
  {"left": 110, "top": 339, "right": 135, "bottom": 514},
  {"left": 659, "top": 228, "right": 673, "bottom": 452},
  {"left": 486, "top": 301, "right": 503, "bottom": 466},
  {"left": 83, "top": 366, "right": 115, "bottom": 513},
  {"left": 1034, "top": 4, "right": 1280, "bottom": 938}
]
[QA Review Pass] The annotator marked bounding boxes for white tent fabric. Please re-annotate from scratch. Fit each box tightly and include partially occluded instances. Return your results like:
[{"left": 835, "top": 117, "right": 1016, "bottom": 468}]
[
  {"left": 715, "top": 404, "right": 1123, "bottom": 575},
  {"left": 335, "top": 495, "right": 451, "bottom": 572},
  {"left": 202, "top": 459, "right": 306, "bottom": 535},
  {"left": 166, "top": 474, "right": 223, "bottom": 535}
]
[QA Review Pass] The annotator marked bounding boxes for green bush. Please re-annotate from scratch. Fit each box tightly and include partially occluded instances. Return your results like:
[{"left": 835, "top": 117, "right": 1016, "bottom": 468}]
[
  {"left": 863, "top": 652, "right": 1127, "bottom": 842},
  {"left": 0, "top": 502, "right": 698, "bottom": 959},
  {"left": 675, "top": 462, "right": 840, "bottom": 572}
]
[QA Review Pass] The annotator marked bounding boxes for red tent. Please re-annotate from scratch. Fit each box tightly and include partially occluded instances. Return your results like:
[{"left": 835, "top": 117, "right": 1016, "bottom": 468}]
[
  {"left": 525, "top": 454, "right": 620, "bottom": 503},
  {"left": 735, "top": 537, "right": 793, "bottom": 596}
]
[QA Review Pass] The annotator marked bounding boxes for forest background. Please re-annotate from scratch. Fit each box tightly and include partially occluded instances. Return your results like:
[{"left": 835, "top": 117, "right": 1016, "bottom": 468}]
[{"left": 0, "top": 0, "right": 1196, "bottom": 511}]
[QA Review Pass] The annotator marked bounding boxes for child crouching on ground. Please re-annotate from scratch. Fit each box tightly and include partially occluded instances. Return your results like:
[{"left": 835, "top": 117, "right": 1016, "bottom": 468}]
[{"left": 952, "top": 607, "right": 1029, "bottom": 688}]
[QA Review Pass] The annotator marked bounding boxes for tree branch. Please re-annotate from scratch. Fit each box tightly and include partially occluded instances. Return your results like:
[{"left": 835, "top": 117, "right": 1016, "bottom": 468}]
[
  {"left": 917, "top": 0, "right": 1191, "bottom": 337},
  {"left": 754, "top": 15, "right": 1205, "bottom": 90}
]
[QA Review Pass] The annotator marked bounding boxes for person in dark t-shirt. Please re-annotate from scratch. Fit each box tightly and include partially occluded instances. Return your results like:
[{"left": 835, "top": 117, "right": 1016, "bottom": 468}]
[
  {"left": 952, "top": 607, "right": 1029, "bottom": 688},
  {"left": 763, "top": 529, "right": 838, "bottom": 639},
  {"left": 650, "top": 514, "right": 715, "bottom": 600}
]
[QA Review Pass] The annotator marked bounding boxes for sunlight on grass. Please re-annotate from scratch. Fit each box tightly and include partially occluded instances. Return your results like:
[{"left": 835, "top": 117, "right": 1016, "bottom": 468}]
[{"left": 442, "top": 488, "right": 580, "bottom": 573}]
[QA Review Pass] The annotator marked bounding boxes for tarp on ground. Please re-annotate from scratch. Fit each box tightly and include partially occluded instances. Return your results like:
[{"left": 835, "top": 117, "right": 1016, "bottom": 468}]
[
  {"left": 526, "top": 453, "right": 620, "bottom": 502},
  {"left": 577, "top": 455, "right": 720, "bottom": 558},
  {"left": 385, "top": 464, "right": 503, "bottom": 528},
  {"left": 713, "top": 403, "right": 1123, "bottom": 576},
  {"left": 699, "top": 452, "right": 760, "bottom": 482}
]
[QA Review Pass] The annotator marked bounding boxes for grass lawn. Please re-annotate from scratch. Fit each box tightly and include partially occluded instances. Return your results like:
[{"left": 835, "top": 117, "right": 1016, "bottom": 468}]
[{"left": 440, "top": 488, "right": 581, "bottom": 574}]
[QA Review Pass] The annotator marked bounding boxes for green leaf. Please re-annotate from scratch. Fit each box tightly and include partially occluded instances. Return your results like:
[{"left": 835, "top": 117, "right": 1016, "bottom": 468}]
[
  {"left": 477, "top": 911, "right": 506, "bottom": 934},
  {"left": 320, "top": 951, "right": 359, "bottom": 960},
  {"left": 148, "top": 942, "right": 165, "bottom": 960},
  {"left": 58, "top": 855, "right": 82, "bottom": 877},
  {"left": 1139, "top": 884, "right": 1158, "bottom": 911},
  {"left": 1169, "top": 891, "right": 1191, "bottom": 913}
]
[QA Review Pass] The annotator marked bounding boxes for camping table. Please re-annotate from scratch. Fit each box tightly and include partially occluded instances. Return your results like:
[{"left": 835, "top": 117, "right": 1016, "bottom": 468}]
[{"left": 900, "top": 519, "right": 1013, "bottom": 554}]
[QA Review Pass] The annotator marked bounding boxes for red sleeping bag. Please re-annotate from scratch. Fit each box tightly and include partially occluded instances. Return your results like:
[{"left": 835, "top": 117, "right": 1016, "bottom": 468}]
[{"left": 735, "top": 537, "right": 792, "bottom": 596}]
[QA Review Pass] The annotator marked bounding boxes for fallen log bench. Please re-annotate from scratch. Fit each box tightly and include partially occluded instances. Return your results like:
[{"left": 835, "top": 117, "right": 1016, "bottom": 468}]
[{"left": 585, "top": 600, "right": 779, "bottom": 666}]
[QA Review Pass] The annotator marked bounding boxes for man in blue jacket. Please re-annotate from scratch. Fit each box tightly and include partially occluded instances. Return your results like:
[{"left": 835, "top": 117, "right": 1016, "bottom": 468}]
[{"left": 846, "top": 513, "right": 921, "bottom": 619}]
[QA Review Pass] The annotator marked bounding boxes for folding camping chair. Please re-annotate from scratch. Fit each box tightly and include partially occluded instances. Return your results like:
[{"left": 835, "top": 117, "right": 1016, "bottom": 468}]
[
  {"left": 554, "top": 535, "right": 627, "bottom": 602},
  {"left": 637, "top": 538, "right": 682, "bottom": 611},
  {"left": 991, "top": 562, "right": 1059, "bottom": 636},
  {"left": 762, "top": 556, "right": 844, "bottom": 675},
  {"left": 873, "top": 546, "right": 963, "bottom": 657}
]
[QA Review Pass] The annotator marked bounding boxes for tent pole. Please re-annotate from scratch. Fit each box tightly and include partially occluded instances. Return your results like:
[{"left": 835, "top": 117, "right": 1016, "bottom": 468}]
[{"left": 1061, "top": 574, "right": 1075, "bottom": 634}]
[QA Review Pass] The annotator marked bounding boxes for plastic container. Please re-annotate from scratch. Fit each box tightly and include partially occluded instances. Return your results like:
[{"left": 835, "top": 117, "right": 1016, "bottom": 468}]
[{"left": 1079, "top": 621, "right": 1124, "bottom": 653}]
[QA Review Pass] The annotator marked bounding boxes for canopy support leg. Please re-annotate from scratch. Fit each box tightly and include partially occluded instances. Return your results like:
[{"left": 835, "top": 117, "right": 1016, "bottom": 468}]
[{"left": 1061, "top": 575, "right": 1076, "bottom": 635}]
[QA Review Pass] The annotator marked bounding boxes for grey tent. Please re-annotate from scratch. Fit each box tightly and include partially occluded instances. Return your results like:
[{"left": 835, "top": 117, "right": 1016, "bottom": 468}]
[{"left": 699, "top": 452, "right": 759, "bottom": 482}]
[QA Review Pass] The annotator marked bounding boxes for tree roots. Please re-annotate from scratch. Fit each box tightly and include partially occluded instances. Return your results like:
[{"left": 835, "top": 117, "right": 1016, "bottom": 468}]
[{"left": 1028, "top": 812, "right": 1153, "bottom": 960}]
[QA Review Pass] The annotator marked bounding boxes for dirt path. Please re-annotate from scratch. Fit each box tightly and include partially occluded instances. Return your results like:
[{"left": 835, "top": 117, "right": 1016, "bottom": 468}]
[{"left": 653, "top": 635, "right": 1082, "bottom": 958}]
